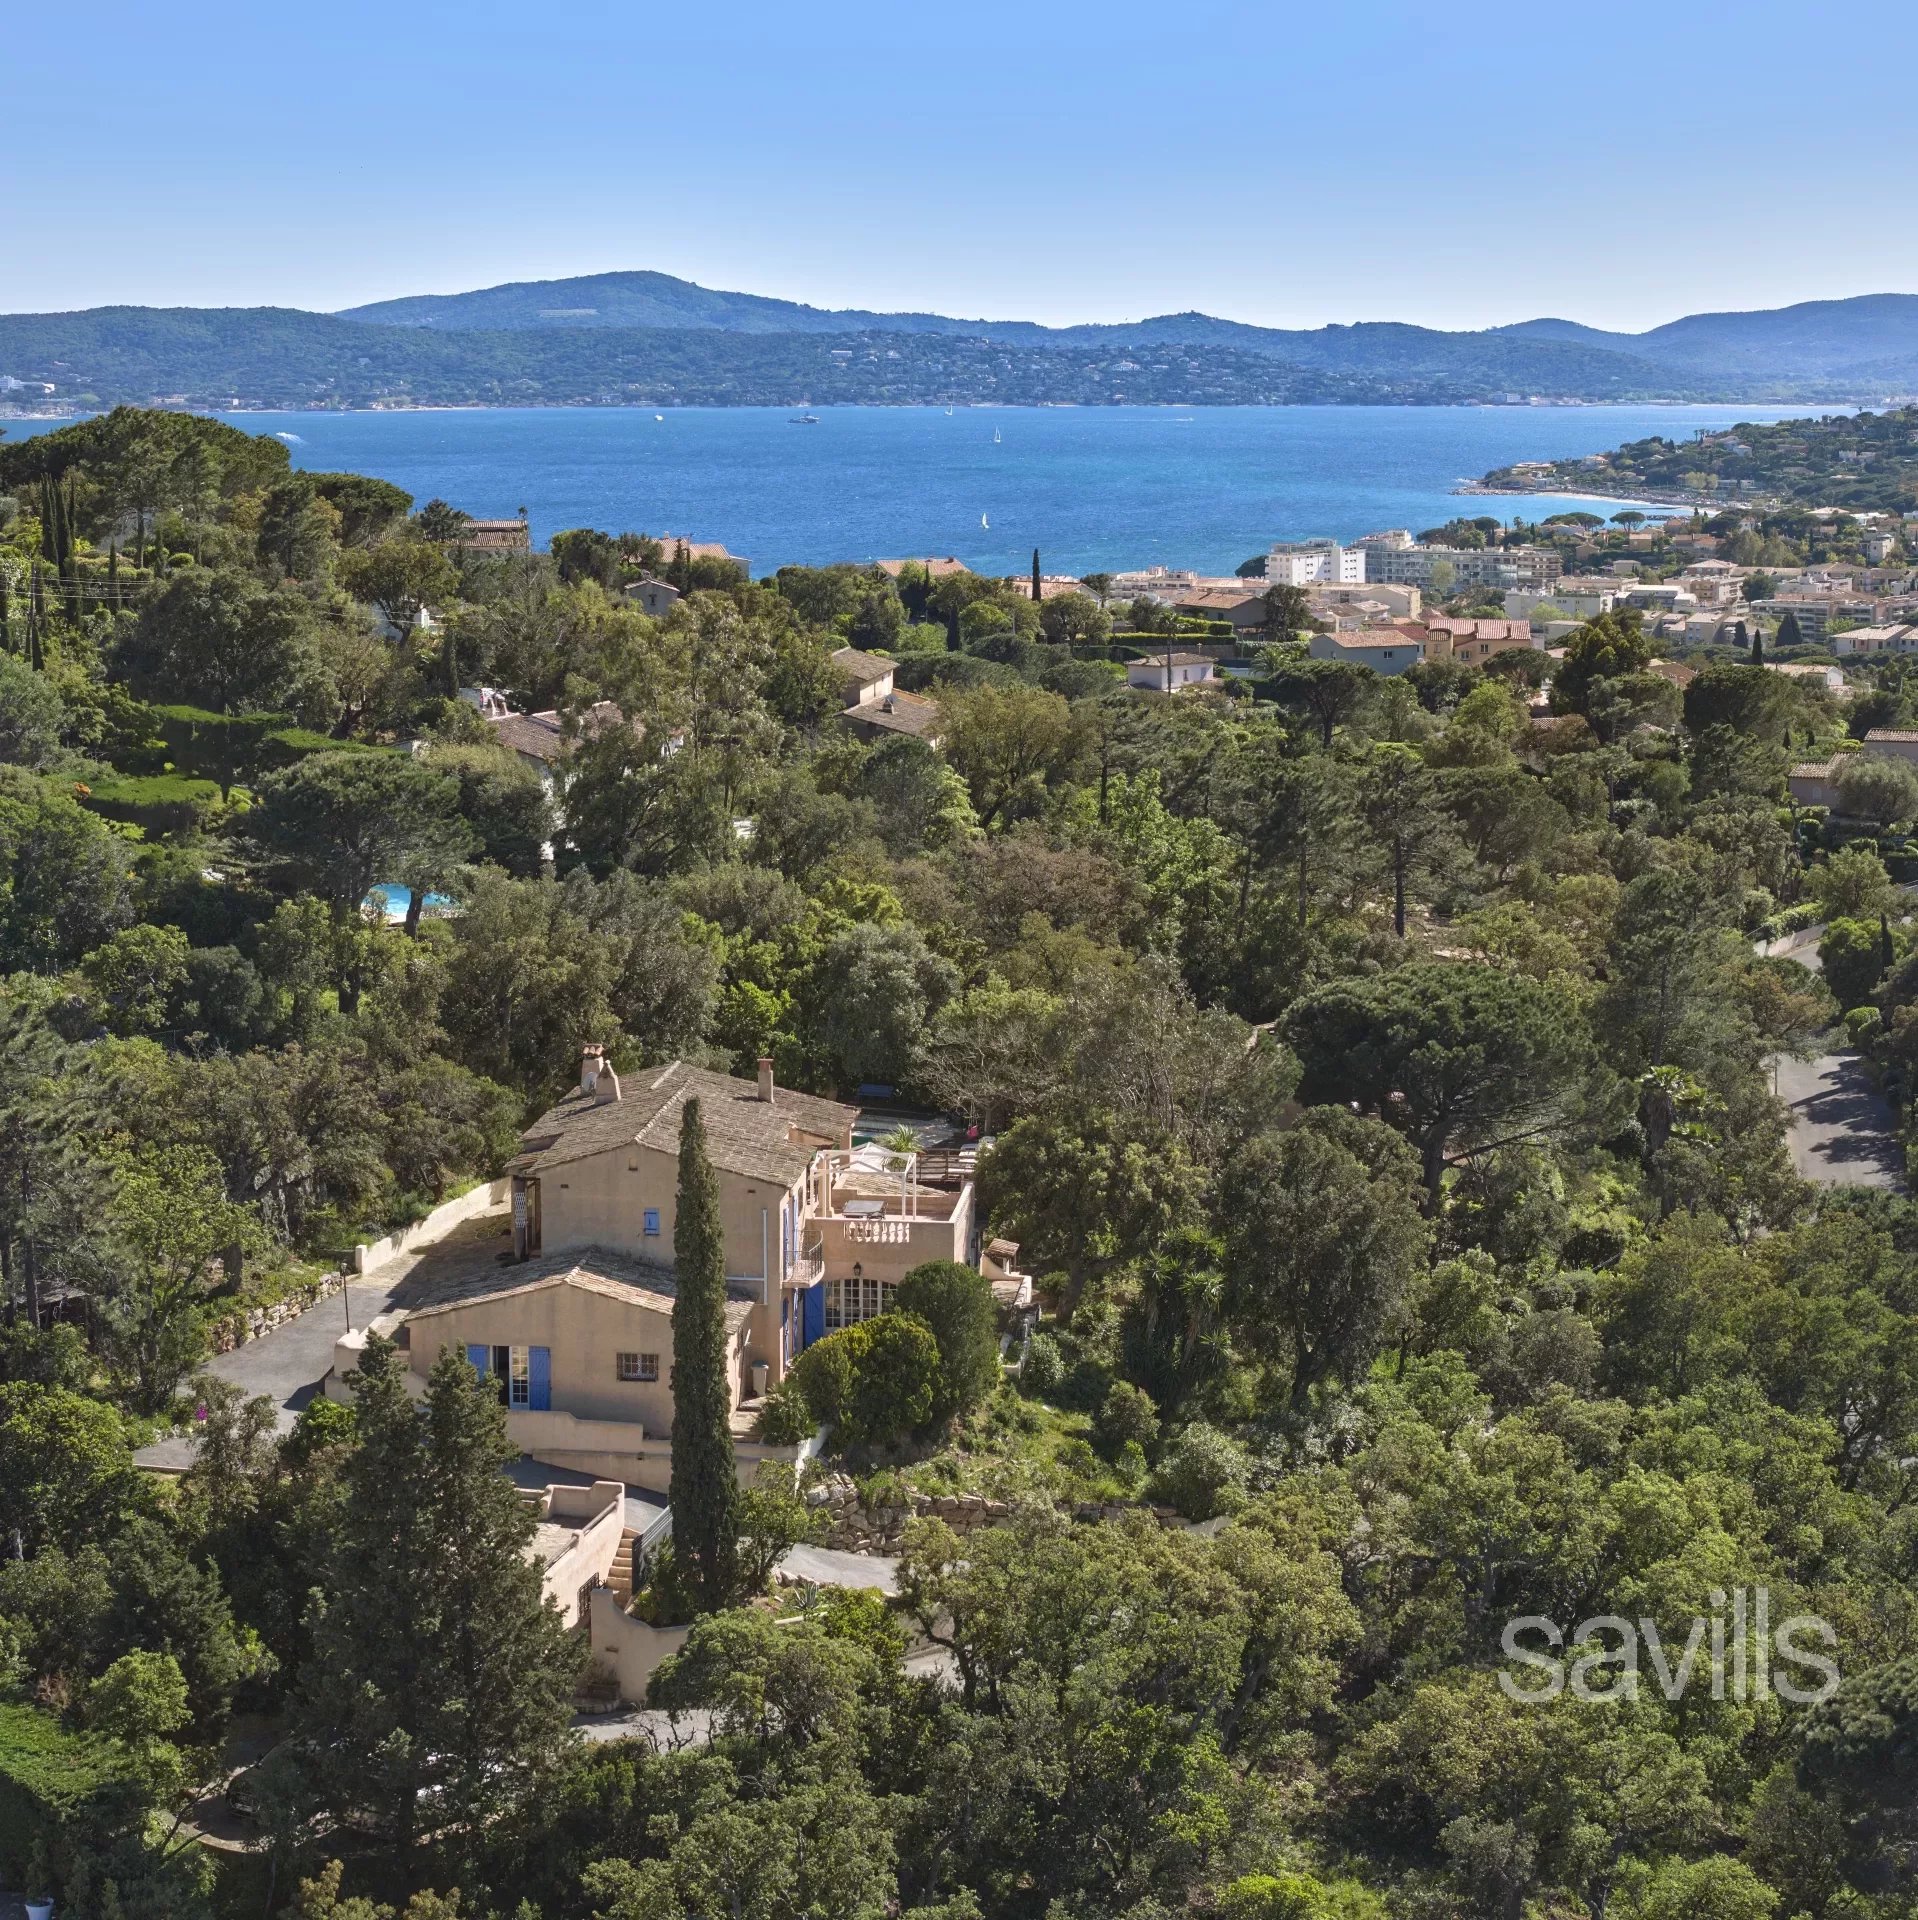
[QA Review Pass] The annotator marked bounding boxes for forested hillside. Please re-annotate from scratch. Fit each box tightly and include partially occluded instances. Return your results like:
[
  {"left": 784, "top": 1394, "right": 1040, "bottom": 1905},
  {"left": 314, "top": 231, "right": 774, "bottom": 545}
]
[
  {"left": 6, "top": 409, "right": 1918, "bottom": 1920},
  {"left": 1484, "top": 405, "right": 1918, "bottom": 511}
]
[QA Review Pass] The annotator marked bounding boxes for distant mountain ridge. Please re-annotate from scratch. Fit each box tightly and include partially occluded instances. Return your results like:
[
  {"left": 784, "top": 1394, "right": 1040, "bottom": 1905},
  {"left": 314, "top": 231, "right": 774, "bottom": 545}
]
[{"left": 5, "top": 274, "right": 1918, "bottom": 410}]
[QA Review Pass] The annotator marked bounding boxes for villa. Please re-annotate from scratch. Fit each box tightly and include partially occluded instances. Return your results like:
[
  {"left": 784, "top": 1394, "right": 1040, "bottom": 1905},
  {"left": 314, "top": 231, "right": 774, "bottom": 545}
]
[{"left": 334, "top": 1051, "right": 1022, "bottom": 1485}]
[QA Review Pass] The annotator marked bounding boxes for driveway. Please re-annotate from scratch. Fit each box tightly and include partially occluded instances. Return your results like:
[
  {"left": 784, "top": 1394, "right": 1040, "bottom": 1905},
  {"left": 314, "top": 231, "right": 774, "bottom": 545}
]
[
  {"left": 1776, "top": 1045, "right": 1905, "bottom": 1189},
  {"left": 134, "top": 1208, "right": 517, "bottom": 1471}
]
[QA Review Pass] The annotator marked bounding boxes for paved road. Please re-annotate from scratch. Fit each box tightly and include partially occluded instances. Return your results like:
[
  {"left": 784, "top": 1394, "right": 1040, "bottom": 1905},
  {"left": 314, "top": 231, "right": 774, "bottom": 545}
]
[
  {"left": 1757, "top": 922, "right": 1826, "bottom": 971},
  {"left": 1776, "top": 1045, "right": 1905, "bottom": 1189},
  {"left": 134, "top": 1270, "right": 416, "bottom": 1470},
  {"left": 781, "top": 1544, "right": 899, "bottom": 1594}
]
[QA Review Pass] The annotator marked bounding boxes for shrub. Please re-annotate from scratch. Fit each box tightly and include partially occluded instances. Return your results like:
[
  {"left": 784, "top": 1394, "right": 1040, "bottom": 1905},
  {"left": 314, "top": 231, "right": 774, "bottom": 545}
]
[
  {"left": 1092, "top": 1381, "right": 1160, "bottom": 1460},
  {"left": 78, "top": 772, "right": 226, "bottom": 838},
  {"left": 1020, "top": 1331, "right": 1064, "bottom": 1396},
  {"left": 1113, "top": 1440, "right": 1148, "bottom": 1492},
  {"left": 1846, "top": 1004, "right": 1885, "bottom": 1044},
  {"left": 1820, "top": 915, "right": 1891, "bottom": 1011},
  {"left": 895, "top": 1259, "right": 1001, "bottom": 1423},
  {"left": 787, "top": 1313, "right": 942, "bottom": 1450},
  {"left": 1147, "top": 1422, "right": 1250, "bottom": 1520},
  {"left": 753, "top": 1379, "right": 815, "bottom": 1446}
]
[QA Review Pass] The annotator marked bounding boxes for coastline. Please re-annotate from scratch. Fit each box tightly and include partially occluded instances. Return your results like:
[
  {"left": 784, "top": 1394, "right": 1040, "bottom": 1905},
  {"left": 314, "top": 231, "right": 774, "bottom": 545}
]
[{"left": 0, "top": 395, "right": 1855, "bottom": 424}]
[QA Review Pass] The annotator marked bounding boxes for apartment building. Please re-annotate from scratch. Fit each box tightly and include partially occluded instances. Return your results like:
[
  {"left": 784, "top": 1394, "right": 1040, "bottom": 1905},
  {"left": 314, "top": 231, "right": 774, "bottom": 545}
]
[
  {"left": 1357, "top": 539, "right": 1562, "bottom": 591},
  {"left": 1264, "top": 538, "right": 1366, "bottom": 587}
]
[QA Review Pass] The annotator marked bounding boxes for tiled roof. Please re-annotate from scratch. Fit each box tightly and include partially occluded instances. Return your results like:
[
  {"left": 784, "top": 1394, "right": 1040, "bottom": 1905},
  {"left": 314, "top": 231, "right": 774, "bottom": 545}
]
[
  {"left": 842, "top": 690, "right": 942, "bottom": 737},
  {"left": 1131, "top": 652, "right": 1217, "bottom": 669},
  {"left": 1421, "top": 616, "right": 1533, "bottom": 641},
  {"left": 514, "top": 1060, "right": 856, "bottom": 1185},
  {"left": 1789, "top": 761, "right": 1838, "bottom": 778},
  {"left": 873, "top": 557, "right": 970, "bottom": 578},
  {"left": 404, "top": 1249, "right": 755, "bottom": 1330},
  {"left": 831, "top": 646, "right": 897, "bottom": 686},
  {"left": 487, "top": 700, "right": 628, "bottom": 764},
  {"left": 1865, "top": 729, "right": 1918, "bottom": 743}
]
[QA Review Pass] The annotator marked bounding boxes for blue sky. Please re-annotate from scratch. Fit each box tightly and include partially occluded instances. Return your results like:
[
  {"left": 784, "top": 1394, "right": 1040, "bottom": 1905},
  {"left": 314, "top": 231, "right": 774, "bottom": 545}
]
[{"left": 7, "top": 0, "right": 1914, "bottom": 332}]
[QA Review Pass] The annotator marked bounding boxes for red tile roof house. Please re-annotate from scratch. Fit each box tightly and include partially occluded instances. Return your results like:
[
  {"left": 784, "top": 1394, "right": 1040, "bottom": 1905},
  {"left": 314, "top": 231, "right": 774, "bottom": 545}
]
[
  {"left": 1411, "top": 617, "right": 1540, "bottom": 666},
  {"left": 1174, "top": 588, "right": 1271, "bottom": 639}
]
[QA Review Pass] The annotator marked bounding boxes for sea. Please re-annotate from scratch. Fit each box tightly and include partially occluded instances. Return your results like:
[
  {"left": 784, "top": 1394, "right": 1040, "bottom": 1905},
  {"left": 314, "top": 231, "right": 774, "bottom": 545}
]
[{"left": 4, "top": 403, "right": 1818, "bottom": 576}]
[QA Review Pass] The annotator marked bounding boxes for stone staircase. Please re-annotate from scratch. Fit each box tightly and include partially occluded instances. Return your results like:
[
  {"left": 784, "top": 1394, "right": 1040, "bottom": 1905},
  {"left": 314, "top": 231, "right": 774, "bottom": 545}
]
[{"left": 608, "top": 1527, "right": 639, "bottom": 1604}]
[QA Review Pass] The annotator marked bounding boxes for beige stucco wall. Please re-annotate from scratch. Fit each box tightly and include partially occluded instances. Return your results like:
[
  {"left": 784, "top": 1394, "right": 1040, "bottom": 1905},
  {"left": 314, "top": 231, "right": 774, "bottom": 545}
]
[
  {"left": 589, "top": 1587, "right": 691, "bottom": 1703},
  {"left": 535, "top": 1481, "right": 625, "bottom": 1627},
  {"left": 409, "top": 1285, "right": 684, "bottom": 1430},
  {"left": 537, "top": 1143, "right": 809, "bottom": 1290},
  {"left": 817, "top": 1187, "right": 974, "bottom": 1288}
]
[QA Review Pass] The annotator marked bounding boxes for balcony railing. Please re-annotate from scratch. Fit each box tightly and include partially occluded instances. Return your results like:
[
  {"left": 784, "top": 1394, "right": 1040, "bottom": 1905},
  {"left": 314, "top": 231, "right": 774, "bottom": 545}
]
[{"left": 786, "top": 1254, "right": 825, "bottom": 1289}]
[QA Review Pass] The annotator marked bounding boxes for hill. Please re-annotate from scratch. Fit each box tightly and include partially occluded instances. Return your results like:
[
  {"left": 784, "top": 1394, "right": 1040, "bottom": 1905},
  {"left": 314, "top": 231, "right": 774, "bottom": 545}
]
[
  {"left": 1496, "top": 294, "right": 1918, "bottom": 383},
  {"left": 5, "top": 275, "right": 1918, "bottom": 410},
  {"left": 1480, "top": 404, "right": 1918, "bottom": 511}
]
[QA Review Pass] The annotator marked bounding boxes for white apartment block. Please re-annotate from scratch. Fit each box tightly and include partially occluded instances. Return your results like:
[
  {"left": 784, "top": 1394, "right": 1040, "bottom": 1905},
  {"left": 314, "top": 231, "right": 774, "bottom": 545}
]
[
  {"left": 1265, "top": 538, "right": 1366, "bottom": 587},
  {"left": 1505, "top": 580, "right": 1616, "bottom": 621},
  {"left": 1357, "top": 539, "right": 1561, "bottom": 591}
]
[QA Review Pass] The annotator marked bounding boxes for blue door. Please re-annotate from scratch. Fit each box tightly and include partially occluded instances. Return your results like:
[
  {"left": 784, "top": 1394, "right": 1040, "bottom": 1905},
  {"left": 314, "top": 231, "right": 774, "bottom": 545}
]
[
  {"left": 466, "top": 1343, "right": 488, "bottom": 1376},
  {"left": 528, "top": 1346, "right": 552, "bottom": 1411},
  {"left": 801, "top": 1281, "right": 825, "bottom": 1348}
]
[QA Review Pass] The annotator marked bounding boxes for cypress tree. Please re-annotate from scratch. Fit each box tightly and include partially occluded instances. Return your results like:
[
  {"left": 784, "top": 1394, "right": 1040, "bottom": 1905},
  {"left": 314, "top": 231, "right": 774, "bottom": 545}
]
[
  {"left": 669, "top": 1096, "right": 740, "bottom": 1610},
  {"left": 1032, "top": 547, "right": 1042, "bottom": 602},
  {"left": 1882, "top": 912, "right": 1896, "bottom": 977},
  {"left": 1750, "top": 623, "right": 1764, "bottom": 665}
]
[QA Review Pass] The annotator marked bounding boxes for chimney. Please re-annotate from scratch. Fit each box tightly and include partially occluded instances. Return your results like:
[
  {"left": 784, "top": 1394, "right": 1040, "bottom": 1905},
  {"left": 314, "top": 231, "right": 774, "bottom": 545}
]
[
  {"left": 595, "top": 1066, "right": 622, "bottom": 1106},
  {"left": 580, "top": 1043, "right": 604, "bottom": 1094},
  {"left": 757, "top": 1056, "right": 775, "bottom": 1102}
]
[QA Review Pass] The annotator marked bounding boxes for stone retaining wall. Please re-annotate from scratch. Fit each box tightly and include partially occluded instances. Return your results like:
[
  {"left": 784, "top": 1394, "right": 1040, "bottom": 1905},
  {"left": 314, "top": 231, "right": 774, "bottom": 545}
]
[{"left": 208, "top": 1270, "right": 347, "bottom": 1354}]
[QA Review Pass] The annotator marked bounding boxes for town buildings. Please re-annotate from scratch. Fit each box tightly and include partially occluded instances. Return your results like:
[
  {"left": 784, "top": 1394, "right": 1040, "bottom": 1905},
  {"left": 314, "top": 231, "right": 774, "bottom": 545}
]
[
  {"left": 1357, "top": 534, "right": 1562, "bottom": 591},
  {"left": 1307, "top": 631, "right": 1427, "bottom": 675},
  {"left": 831, "top": 645, "right": 943, "bottom": 742},
  {"left": 461, "top": 515, "right": 532, "bottom": 557}
]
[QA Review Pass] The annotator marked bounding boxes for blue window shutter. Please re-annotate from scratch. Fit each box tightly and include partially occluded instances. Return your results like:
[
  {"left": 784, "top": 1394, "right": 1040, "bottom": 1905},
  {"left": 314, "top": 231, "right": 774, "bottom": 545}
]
[
  {"left": 528, "top": 1346, "right": 551, "bottom": 1411},
  {"left": 466, "top": 1343, "right": 489, "bottom": 1375},
  {"left": 802, "top": 1281, "right": 825, "bottom": 1348}
]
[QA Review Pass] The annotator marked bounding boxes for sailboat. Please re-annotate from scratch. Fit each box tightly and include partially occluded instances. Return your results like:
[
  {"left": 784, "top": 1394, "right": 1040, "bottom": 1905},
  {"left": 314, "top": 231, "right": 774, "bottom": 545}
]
[
  {"left": 992, "top": 427, "right": 1002, "bottom": 444},
  {"left": 981, "top": 512, "right": 990, "bottom": 529},
  {"left": 944, "top": 407, "right": 954, "bottom": 417},
  {"left": 654, "top": 414, "right": 664, "bottom": 422}
]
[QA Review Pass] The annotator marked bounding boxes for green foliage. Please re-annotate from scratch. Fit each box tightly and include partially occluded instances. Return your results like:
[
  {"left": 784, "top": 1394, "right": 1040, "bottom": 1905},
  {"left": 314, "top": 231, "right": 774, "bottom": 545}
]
[
  {"left": 894, "top": 1259, "right": 1002, "bottom": 1424},
  {"left": 285, "top": 1336, "right": 583, "bottom": 1870},
  {"left": 1146, "top": 1421, "right": 1250, "bottom": 1518},
  {"left": 1091, "top": 1379, "right": 1160, "bottom": 1459},
  {"left": 668, "top": 1098, "right": 741, "bottom": 1611},
  {"left": 1019, "top": 1330, "right": 1065, "bottom": 1396},
  {"left": 789, "top": 1312, "right": 942, "bottom": 1450},
  {"left": 1819, "top": 914, "right": 1888, "bottom": 1010}
]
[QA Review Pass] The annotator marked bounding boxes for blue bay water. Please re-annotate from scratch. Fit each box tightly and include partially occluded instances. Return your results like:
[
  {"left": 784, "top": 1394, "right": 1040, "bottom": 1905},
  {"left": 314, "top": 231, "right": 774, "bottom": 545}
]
[{"left": 8, "top": 404, "right": 1813, "bottom": 576}]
